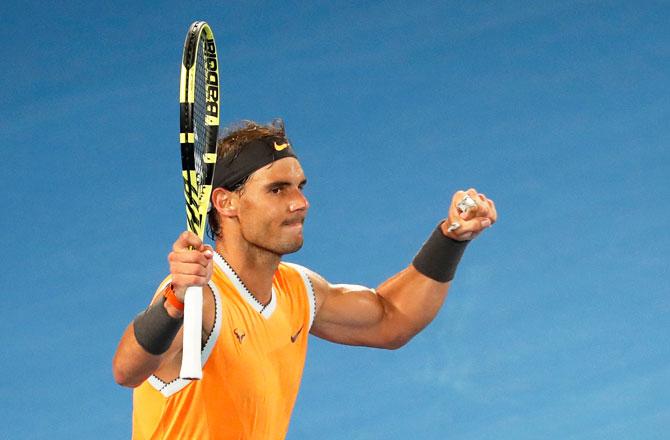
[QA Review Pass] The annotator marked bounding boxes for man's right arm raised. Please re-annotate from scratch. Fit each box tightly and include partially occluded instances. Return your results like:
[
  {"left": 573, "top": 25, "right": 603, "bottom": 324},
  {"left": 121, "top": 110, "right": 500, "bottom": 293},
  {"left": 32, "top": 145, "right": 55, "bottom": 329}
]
[{"left": 112, "top": 231, "right": 213, "bottom": 388}]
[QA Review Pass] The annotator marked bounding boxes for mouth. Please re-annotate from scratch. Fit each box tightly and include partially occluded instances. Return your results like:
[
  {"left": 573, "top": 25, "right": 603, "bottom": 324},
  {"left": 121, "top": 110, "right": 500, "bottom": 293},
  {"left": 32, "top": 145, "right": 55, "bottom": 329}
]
[{"left": 281, "top": 217, "right": 305, "bottom": 228}]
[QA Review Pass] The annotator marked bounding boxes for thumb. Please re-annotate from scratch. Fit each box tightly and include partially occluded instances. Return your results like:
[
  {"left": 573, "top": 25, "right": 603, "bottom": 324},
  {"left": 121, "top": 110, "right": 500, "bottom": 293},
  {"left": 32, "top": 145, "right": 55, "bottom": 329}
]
[{"left": 202, "top": 244, "right": 214, "bottom": 258}]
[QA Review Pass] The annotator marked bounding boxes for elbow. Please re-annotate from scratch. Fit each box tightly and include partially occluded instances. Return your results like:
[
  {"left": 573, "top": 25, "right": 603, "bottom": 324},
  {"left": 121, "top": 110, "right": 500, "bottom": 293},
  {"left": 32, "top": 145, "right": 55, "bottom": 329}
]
[
  {"left": 112, "top": 366, "right": 134, "bottom": 388},
  {"left": 380, "top": 331, "right": 415, "bottom": 350},
  {"left": 113, "top": 370, "right": 143, "bottom": 389},
  {"left": 112, "top": 357, "right": 143, "bottom": 388},
  {"left": 370, "top": 316, "right": 421, "bottom": 350}
]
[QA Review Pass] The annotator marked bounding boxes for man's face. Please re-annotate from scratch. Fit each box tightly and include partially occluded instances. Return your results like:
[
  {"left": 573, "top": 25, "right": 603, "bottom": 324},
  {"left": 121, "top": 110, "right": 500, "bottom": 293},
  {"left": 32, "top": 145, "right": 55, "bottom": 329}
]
[{"left": 235, "top": 157, "right": 309, "bottom": 256}]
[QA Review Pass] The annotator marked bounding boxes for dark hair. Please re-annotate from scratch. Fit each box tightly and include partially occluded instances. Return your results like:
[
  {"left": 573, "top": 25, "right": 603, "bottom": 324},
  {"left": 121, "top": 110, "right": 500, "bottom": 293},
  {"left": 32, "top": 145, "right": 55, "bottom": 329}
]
[{"left": 207, "top": 119, "right": 287, "bottom": 240}]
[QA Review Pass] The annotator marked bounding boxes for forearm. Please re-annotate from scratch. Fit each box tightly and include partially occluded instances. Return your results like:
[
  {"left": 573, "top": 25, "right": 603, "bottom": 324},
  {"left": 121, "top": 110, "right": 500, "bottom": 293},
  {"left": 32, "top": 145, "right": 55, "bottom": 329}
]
[
  {"left": 365, "top": 225, "right": 468, "bottom": 347},
  {"left": 372, "top": 265, "right": 451, "bottom": 347},
  {"left": 112, "top": 298, "right": 183, "bottom": 388},
  {"left": 112, "top": 324, "right": 165, "bottom": 387},
  {"left": 330, "top": 269, "right": 450, "bottom": 348}
]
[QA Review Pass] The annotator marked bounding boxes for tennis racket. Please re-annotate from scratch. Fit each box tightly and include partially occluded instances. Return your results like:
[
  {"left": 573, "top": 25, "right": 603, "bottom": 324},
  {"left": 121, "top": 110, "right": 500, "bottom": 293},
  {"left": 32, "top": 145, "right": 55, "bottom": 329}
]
[{"left": 178, "top": 21, "right": 220, "bottom": 380}]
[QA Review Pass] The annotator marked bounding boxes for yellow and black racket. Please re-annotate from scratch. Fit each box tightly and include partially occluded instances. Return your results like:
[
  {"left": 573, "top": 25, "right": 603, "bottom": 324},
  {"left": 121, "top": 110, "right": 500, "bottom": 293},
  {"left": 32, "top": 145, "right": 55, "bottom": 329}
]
[{"left": 179, "top": 21, "right": 220, "bottom": 380}]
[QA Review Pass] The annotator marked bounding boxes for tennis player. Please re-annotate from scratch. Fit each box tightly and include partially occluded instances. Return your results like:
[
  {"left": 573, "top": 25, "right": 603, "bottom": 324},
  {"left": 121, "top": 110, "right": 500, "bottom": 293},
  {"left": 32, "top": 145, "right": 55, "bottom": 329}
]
[{"left": 113, "top": 120, "right": 497, "bottom": 439}]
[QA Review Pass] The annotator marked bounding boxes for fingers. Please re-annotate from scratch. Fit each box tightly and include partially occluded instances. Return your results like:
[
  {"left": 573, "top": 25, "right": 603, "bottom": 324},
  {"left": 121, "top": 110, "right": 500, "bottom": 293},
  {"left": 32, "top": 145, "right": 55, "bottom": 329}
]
[
  {"left": 169, "top": 248, "right": 211, "bottom": 267},
  {"left": 452, "top": 230, "right": 480, "bottom": 241},
  {"left": 485, "top": 196, "right": 498, "bottom": 224},
  {"left": 169, "top": 232, "right": 215, "bottom": 297},
  {"left": 444, "top": 188, "right": 497, "bottom": 241},
  {"left": 172, "top": 231, "right": 205, "bottom": 252},
  {"left": 447, "top": 216, "right": 490, "bottom": 240},
  {"left": 452, "top": 189, "right": 491, "bottom": 220},
  {"left": 170, "top": 263, "right": 210, "bottom": 285}
]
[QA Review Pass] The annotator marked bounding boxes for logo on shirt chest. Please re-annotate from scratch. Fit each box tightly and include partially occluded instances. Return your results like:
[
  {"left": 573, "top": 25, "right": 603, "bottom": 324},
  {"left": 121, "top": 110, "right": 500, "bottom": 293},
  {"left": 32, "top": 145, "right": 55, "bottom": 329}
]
[
  {"left": 290, "top": 325, "right": 303, "bottom": 343},
  {"left": 234, "top": 328, "right": 246, "bottom": 343},
  {"left": 232, "top": 325, "right": 304, "bottom": 344}
]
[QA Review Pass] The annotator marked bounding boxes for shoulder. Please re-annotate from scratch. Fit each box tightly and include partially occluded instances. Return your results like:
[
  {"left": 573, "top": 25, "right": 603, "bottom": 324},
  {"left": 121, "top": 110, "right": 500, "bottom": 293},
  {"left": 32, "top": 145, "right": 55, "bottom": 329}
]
[
  {"left": 279, "top": 262, "right": 320, "bottom": 283},
  {"left": 278, "top": 262, "right": 328, "bottom": 293},
  {"left": 279, "top": 262, "right": 372, "bottom": 297},
  {"left": 277, "top": 263, "right": 373, "bottom": 319},
  {"left": 276, "top": 262, "right": 321, "bottom": 329},
  {"left": 278, "top": 262, "right": 329, "bottom": 314}
]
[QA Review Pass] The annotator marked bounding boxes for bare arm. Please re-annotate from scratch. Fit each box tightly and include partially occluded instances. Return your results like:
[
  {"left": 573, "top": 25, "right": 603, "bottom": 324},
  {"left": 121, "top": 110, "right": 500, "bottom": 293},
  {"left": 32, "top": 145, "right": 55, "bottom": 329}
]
[
  {"left": 112, "top": 299, "right": 184, "bottom": 387},
  {"left": 310, "top": 189, "right": 497, "bottom": 349},
  {"left": 309, "top": 266, "right": 451, "bottom": 349},
  {"left": 112, "top": 232, "right": 214, "bottom": 387}
]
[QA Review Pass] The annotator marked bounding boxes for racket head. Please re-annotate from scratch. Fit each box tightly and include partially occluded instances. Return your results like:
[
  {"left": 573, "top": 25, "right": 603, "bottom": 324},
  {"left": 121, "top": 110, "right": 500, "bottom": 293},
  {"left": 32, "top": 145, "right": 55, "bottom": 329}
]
[{"left": 179, "top": 21, "right": 220, "bottom": 239}]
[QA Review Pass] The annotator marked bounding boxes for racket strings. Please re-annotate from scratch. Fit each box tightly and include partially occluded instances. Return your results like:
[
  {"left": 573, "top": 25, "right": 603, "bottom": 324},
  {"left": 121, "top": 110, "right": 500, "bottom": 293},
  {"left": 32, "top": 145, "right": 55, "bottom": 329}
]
[{"left": 192, "top": 34, "right": 208, "bottom": 192}]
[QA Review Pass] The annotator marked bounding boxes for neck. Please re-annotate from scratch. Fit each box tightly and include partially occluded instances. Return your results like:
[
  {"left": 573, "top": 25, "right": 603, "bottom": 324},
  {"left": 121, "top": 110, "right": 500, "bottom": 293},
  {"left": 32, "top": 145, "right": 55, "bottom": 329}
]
[{"left": 215, "top": 238, "right": 280, "bottom": 305}]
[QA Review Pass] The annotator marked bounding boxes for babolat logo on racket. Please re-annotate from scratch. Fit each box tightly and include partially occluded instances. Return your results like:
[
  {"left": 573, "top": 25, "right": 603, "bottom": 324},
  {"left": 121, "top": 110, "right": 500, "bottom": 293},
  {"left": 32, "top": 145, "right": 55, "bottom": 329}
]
[{"left": 204, "top": 39, "right": 219, "bottom": 119}]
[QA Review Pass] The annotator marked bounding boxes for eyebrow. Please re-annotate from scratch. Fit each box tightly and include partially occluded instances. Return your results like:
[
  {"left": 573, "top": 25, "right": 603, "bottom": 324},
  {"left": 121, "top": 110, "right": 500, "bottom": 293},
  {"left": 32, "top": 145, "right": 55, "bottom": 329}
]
[{"left": 264, "top": 178, "right": 307, "bottom": 190}]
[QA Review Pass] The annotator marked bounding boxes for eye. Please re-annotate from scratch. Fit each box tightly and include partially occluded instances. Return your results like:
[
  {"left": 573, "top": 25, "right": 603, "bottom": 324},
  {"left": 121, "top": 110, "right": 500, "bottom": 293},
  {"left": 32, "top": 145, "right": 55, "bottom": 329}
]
[{"left": 270, "top": 186, "right": 283, "bottom": 194}]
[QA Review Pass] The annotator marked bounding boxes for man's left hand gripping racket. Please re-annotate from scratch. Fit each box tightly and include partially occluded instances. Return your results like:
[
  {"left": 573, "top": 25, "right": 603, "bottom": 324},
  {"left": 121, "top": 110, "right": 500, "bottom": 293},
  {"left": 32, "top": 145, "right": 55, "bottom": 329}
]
[{"left": 179, "top": 21, "right": 220, "bottom": 380}]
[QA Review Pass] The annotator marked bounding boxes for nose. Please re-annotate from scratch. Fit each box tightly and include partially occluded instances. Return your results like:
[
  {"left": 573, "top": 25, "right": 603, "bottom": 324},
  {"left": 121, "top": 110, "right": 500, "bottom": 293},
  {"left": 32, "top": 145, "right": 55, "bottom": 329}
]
[{"left": 289, "top": 190, "right": 309, "bottom": 213}]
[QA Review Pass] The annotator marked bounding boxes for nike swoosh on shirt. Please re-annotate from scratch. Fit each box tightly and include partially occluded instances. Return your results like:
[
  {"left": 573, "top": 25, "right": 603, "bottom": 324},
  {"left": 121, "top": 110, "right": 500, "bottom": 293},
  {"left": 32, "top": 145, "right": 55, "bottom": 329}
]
[{"left": 290, "top": 326, "right": 304, "bottom": 343}]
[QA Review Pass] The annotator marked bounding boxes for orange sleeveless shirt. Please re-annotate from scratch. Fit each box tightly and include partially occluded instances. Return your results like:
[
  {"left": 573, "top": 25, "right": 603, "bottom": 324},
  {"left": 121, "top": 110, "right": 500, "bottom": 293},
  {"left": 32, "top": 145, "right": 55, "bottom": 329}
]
[{"left": 132, "top": 254, "right": 315, "bottom": 439}]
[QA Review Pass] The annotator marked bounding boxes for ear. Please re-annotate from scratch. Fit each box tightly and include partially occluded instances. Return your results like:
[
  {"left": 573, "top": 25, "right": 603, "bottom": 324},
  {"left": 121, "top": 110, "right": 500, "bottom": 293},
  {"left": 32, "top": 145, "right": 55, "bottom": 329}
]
[{"left": 211, "top": 187, "right": 238, "bottom": 218}]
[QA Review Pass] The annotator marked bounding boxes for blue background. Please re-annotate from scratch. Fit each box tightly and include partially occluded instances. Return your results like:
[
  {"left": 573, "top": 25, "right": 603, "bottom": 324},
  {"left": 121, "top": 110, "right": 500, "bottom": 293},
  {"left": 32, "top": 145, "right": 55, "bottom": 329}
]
[{"left": 1, "top": 1, "right": 668, "bottom": 438}]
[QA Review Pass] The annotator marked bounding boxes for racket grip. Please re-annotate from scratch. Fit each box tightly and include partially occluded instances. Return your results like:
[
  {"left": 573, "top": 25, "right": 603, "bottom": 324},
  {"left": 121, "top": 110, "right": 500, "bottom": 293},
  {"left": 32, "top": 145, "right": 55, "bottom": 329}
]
[{"left": 180, "top": 285, "right": 203, "bottom": 380}]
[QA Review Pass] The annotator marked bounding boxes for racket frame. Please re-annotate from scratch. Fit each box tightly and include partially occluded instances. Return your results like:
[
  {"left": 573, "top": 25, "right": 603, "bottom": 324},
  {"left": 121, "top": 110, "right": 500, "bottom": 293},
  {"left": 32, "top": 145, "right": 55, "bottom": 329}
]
[{"left": 178, "top": 21, "right": 220, "bottom": 380}]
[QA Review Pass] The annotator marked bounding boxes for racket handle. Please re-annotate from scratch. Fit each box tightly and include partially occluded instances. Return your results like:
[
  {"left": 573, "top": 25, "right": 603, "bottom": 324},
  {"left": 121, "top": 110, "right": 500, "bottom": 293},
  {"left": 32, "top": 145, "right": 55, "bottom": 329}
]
[{"left": 180, "top": 285, "right": 203, "bottom": 380}]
